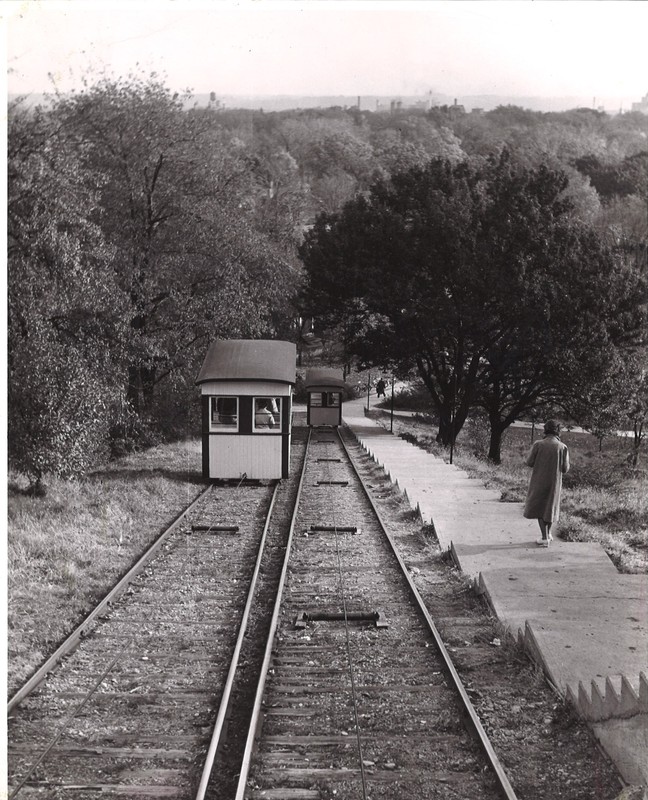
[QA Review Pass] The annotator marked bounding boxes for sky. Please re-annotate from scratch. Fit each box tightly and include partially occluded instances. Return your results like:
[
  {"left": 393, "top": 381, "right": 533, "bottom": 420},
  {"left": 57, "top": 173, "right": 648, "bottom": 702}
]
[{"left": 3, "top": 0, "right": 648, "bottom": 111}]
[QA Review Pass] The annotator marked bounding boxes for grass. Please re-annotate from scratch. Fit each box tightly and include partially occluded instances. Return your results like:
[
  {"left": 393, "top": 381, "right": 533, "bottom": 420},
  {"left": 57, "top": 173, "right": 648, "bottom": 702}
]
[
  {"left": 7, "top": 419, "right": 646, "bottom": 695},
  {"left": 7, "top": 439, "right": 204, "bottom": 693},
  {"left": 369, "top": 409, "right": 648, "bottom": 574}
]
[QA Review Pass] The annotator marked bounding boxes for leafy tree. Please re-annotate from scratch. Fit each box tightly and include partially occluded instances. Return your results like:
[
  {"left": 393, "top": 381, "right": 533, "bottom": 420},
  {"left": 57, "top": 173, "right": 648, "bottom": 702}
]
[
  {"left": 300, "top": 152, "right": 646, "bottom": 461},
  {"left": 571, "top": 350, "right": 648, "bottom": 464},
  {"left": 627, "top": 374, "right": 648, "bottom": 467},
  {"left": 574, "top": 151, "right": 648, "bottom": 200},
  {"left": 8, "top": 100, "right": 125, "bottom": 489},
  {"left": 273, "top": 115, "right": 377, "bottom": 214},
  {"left": 50, "top": 73, "right": 300, "bottom": 422}
]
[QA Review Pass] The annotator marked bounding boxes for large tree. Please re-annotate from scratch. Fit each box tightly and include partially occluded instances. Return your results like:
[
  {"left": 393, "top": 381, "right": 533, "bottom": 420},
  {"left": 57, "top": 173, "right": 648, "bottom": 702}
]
[
  {"left": 51, "top": 74, "right": 301, "bottom": 419},
  {"left": 300, "top": 152, "right": 646, "bottom": 460}
]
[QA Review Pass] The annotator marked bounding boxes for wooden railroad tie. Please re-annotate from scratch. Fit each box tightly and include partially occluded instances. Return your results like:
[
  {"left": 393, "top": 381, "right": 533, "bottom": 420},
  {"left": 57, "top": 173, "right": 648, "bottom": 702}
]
[
  {"left": 315, "top": 480, "right": 348, "bottom": 486},
  {"left": 310, "top": 525, "right": 358, "bottom": 534},
  {"left": 316, "top": 458, "right": 342, "bottom": 462},
  {"left": 294, "top": 610, "right": 388, "bottom": 629},
  {"left": 190, "top": 525, "right": 239, "bottom": 533},
  {"left": 211, "top": 478, "right": 263, "bottom": 487}
]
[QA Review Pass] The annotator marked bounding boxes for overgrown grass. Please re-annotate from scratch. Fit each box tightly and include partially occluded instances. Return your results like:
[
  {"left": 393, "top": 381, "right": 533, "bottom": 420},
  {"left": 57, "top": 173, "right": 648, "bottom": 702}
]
[
  {"left": 370, "top": 410, "right": 647, "bottom": 574},
  {"left": 7, "top": 439, "right": 204, "bottom": 693}
]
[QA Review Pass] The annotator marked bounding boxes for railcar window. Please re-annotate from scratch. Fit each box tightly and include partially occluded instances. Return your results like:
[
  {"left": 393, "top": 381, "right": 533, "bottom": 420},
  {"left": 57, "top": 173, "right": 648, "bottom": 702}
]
[
  {"left": 210, "top": 396, "right": 238, "bottom": 431},
  {"left": 309, "top": 392, "right": 340, "bottom": 408},
  {"left": 326, "top": 392, "right": 341, "bottom": 407},
  {"left": 254, "top": 397, "right": 281, "bottom": 432}
]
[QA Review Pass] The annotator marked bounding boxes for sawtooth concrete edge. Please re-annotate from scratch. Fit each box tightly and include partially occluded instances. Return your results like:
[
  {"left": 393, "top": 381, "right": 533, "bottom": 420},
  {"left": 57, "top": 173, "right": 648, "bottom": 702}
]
[
  {"left": 477, "top": 572, "right": 647, "bottom": 723},
  {"left": 566, "top": 673, "right": 648, "bottom": 723},
  {"left": 478, "top": 576, "right": 648, "bottom": 786},
  {"left": 346, "top": 425, "right": 423, "bottom": 519}
]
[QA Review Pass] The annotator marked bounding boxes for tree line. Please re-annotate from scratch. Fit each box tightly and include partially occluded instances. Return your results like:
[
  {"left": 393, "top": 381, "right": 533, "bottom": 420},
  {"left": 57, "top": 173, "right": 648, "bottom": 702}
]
[{"left": 8, "top": 73, "right": 648, "bottom": 490}]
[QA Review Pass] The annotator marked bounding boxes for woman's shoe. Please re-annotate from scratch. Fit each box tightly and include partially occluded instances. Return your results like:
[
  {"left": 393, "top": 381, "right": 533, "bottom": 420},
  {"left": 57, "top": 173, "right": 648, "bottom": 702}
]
[{"left": 536, "top": 538, "right": 549, "bottom": 547}]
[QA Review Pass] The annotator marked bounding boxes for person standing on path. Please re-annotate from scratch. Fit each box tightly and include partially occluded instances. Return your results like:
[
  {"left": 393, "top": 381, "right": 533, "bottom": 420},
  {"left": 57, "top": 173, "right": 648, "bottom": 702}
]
[{"left": 523, "top": 420, "right": 570, "bottom": 547}]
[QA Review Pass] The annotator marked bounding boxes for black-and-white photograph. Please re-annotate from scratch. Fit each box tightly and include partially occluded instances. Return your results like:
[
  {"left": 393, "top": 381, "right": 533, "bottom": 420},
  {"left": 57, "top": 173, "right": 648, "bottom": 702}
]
[{"left": 4, "top": 1, "right": 648, "bottom": 797}]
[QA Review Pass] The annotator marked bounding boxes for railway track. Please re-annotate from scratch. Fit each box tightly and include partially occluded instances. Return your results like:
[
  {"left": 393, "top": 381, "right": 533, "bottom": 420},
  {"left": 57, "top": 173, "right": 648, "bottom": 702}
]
[
  {"left": 7, "top": 429, "right": 309, "bottom": 799},
  {"left": 8, "top": 423, "right": 517, "bottom": 799},
  {"left": 232, "top": 426, "right": 517, "bottom": 800}
]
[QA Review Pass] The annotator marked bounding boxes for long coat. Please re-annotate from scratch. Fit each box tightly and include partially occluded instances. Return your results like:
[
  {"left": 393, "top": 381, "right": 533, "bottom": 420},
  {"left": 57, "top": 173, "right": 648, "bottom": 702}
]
[{"left": 523, "top": 434, "right": 570, "bottom": 523}]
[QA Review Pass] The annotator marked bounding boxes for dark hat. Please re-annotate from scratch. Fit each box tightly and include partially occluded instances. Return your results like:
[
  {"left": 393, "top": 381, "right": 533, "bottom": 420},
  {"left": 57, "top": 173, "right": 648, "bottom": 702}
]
[{"left": 544, "top": 419, "right": 561, "bottom": 434}]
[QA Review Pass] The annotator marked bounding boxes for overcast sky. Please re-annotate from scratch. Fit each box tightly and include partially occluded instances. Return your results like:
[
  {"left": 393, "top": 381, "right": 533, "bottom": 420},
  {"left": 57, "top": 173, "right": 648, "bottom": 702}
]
[{"left": 3, "top": 0, "right": 648, "bottom": 109}]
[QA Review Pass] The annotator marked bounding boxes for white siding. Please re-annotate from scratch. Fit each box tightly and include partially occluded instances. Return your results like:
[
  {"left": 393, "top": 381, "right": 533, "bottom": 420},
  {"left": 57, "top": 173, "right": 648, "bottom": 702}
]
[
  {"left": 208, "top": 435, "right": 284, "bottom": 479},
  {"left": 201, "top": 381, "right": 291, "bottom": 396}
]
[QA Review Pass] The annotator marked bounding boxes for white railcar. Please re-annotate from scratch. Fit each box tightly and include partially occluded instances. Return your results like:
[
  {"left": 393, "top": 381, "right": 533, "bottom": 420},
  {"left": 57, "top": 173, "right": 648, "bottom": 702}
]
[{"left": 196, "top": 340, "right": 296, "bottom": 480}]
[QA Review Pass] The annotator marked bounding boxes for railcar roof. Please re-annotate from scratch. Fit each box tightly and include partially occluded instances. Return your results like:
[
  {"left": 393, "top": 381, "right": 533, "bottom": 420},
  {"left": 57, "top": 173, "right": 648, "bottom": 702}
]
[
  {"left": 304, "top": 368, "right": 347, "bottom": 391},
  {"left": 195, "top": 340, "right": 296, "bottom": 385}
]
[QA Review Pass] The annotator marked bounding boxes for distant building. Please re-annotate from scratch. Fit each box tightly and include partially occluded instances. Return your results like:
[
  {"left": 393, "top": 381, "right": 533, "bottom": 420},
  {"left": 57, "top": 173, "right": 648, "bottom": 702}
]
[
  {"left": 448, "top": 99, "right": 466, "bottom": 118},
  {"left": 429, "top": 99, "right": 466, "bottom": 119},
  {"left": 631, "top": 92, "right": 648, "bottom": 114},
  {"left": 384, "top": 95, "right": 433, "bottom": 114}
]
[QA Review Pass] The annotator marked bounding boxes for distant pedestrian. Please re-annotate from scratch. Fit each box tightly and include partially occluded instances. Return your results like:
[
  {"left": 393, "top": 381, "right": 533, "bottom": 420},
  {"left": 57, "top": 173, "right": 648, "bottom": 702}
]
[
  {"left": 376, "top": 378, "right": 386, "bottom": 398},
  {"left": 523, "top": 420, "right": 570, "bottom": 547}
]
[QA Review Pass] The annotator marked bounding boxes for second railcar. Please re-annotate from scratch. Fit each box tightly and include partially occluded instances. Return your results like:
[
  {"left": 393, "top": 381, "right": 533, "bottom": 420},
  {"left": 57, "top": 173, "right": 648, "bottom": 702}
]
[{"left": 304, "top": 368, "right": 348, "bottom": 427}]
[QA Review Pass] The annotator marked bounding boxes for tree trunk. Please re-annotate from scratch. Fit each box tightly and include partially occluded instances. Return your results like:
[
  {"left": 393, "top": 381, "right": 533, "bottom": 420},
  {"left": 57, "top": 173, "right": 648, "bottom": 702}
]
[
  {"left": 487, "top": 415, "right": 507, "bottom": 464},
  {"left": 141, "top": 365, "right": 157, "bottom": 413},
  {"left": 435, "top": 397, "right": 471, "bottom": 446},
  {"left": 27, "top": 476, "right": 47, "bottom": 497},
  {"left": 436, "top": 412, "right": 452, "bottom": 445},
  {"left": 631, "top": 421, "right": 643, "bottom": 467}
]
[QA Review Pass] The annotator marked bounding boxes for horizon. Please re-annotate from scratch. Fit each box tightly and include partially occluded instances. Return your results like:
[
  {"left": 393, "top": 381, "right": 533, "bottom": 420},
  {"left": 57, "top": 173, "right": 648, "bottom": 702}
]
[
  {"left": 4, "top": 1, "right": 647, "bottom": 111},
  {"left": 7, "top": 89, "right": 642, "bottom": 116}
]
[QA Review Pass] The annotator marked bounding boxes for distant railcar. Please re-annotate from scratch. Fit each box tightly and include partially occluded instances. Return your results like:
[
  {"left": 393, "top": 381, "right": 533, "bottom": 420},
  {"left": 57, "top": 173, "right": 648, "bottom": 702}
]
[
  {"left": 305, "top": 368, "right": 347, "bottom": 427},
  {"left": 195, "top": 340, "right": 296, "bottom": 480}
]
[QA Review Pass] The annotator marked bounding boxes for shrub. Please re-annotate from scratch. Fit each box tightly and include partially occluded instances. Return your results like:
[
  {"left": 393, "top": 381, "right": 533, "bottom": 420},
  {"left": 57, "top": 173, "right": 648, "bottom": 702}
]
[{"left": 8, "top": 340, "right": 115, "bottom": 492}]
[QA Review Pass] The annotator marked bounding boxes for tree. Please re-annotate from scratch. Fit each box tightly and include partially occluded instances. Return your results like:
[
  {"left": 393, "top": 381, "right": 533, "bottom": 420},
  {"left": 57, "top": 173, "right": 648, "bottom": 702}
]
[
  {"left": 300, "top": 152, "right": 647, "bottom": 461},
  {"left": 627, "top": 368, "right": 648, "bottom": 467},
  {"left": 50, "top": 73, "right": 300, "bottom": 423},
  {"left": 8, "top": 100, "right": 126, "bottom": 489},
  {"left": 570, "top": 349, "right": 648, "bottom": 464}
]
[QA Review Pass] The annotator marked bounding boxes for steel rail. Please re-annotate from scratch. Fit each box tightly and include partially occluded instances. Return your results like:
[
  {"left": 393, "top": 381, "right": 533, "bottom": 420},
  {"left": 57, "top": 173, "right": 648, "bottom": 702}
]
[
  {"left": 7, "top": 485, "right": 212, "bottom": 715},
  {"left": 9, "top": 648, "right": 126, "bottom": 799},
  {"left": 233, "top": 428, "right": 313, "bottom": 800},
  {"left": 322, "top": 446, "right": 370, "bottom": 799},
  {"left": 194, "top": 480, "right": 281, "bottom": 800},
  {"left": 337, "top": 426, "right": 519, "bottom": 800}
]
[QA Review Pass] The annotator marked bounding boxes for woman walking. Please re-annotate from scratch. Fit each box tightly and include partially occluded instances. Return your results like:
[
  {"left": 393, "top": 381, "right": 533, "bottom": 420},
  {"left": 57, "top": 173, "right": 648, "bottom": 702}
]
[{"left": 523, "top": 420, "right": 570, "bottom": 546}]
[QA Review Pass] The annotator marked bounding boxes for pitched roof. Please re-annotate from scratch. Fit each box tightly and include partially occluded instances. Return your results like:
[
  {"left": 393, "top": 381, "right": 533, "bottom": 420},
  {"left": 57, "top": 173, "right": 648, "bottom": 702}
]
[
  {"left": 304, "top": 368, "right": 347, "bottom": 391},
  {"left": 195, "top": 340, "right": 296, "bottom": 385}
]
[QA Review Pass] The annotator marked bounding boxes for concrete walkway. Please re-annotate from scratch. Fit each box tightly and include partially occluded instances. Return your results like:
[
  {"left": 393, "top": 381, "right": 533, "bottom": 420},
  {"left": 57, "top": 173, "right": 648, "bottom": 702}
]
[{"left": 342, "top": 397, "right": 648, "bottom": 786}]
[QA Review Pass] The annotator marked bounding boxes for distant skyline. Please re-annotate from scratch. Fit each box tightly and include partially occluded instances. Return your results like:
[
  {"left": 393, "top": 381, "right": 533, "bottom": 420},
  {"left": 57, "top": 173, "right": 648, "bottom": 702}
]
[{"left": 3, "top": 0, "right": 648, "bottom": 113}]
